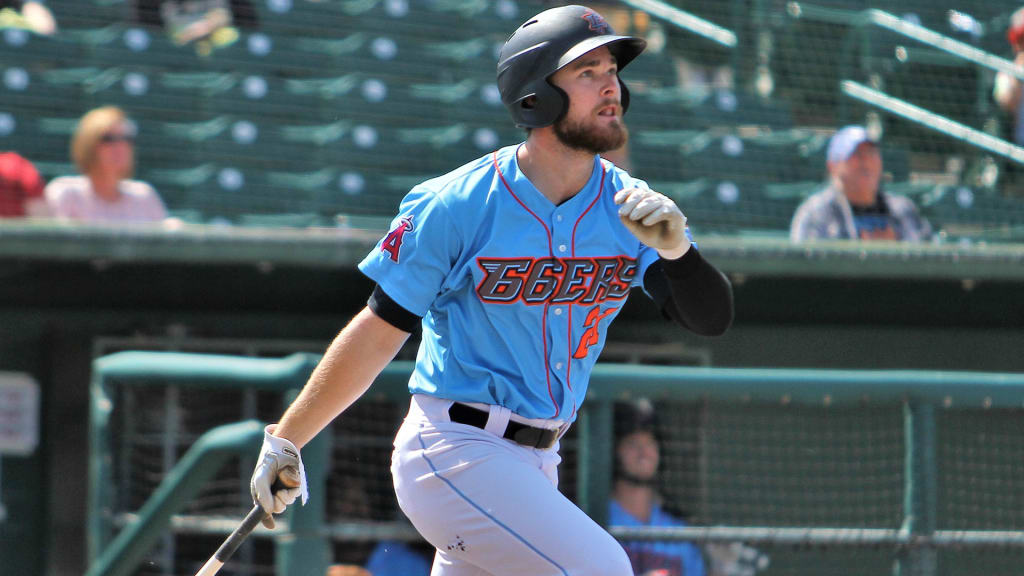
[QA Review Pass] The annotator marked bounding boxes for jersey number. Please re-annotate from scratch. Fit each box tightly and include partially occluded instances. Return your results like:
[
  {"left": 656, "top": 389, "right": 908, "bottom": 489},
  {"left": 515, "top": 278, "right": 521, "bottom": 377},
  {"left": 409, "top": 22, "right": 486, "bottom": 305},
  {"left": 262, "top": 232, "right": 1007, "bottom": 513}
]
[
  {"left": 381, "top": 216, "right": 414, "bottom": 262},
  {"left": 573, "top": 306, "right": 615, "bottom": 359}
]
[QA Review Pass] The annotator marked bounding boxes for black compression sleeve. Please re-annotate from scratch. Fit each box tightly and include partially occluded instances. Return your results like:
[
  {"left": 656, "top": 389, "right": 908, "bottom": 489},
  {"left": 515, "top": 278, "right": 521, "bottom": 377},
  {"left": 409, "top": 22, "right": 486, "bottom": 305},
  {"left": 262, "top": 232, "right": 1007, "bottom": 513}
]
[
  {"left": 643, "top": 248, "right": 734, "bottom": 336},
  {"left": 367, "top": 285, "right": 421, "bottom": 333}
]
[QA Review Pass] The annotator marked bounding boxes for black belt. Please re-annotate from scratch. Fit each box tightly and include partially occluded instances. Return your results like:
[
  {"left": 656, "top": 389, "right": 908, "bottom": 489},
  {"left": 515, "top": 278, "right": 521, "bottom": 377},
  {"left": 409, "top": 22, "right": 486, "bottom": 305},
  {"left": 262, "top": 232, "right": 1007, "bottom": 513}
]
[{"left": 448, "top": 402, "right": 560, "bottom": 450}]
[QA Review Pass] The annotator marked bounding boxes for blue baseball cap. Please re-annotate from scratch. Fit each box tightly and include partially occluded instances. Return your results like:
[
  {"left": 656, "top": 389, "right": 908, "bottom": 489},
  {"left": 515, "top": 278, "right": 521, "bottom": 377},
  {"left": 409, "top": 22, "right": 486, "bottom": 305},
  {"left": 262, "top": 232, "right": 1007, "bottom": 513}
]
[{"left": 827, "top": 125, "right": 877, "bottom": 164}]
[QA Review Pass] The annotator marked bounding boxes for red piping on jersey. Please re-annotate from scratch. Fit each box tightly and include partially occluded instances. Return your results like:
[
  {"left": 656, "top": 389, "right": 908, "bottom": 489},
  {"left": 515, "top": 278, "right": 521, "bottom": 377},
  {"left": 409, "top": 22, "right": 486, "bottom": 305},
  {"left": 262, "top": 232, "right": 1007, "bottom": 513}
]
[
  {"left": 493, "top": 150, "right": 560, "bottom": 418},
  {"left": 566, "top": 163, "right": 607, "bottom": 420}
]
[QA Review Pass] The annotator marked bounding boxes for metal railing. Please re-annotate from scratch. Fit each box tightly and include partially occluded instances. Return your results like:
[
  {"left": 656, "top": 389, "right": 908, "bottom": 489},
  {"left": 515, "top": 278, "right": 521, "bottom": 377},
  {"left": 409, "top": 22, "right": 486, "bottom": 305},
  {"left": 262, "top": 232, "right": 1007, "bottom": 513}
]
[
  {"left": 789, "top": 3, "right": 1024, "bottom": 165},
  {"left": 88, "top": 351, "right": 1024, "bottom": 576}
]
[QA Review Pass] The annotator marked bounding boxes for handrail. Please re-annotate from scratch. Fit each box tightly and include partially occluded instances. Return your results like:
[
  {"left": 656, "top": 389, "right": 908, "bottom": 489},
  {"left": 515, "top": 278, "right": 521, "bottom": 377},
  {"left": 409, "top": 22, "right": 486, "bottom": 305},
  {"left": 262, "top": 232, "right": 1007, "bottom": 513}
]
[
  {"left": 95, "top": 352, "right": 1024, "bottom": 409},
  {"left": 607, "top": 526, "right": 1024, "bottom": 547},
  {"left": 618, "top": 0, "right": 737, "bottom": 48},
  {"left": 841, "top": 80, "right": 1024, "bottom": 164},
  {"left": 84, "top": 420, "right": 265, "bottom": 576},
  {"left": 89, "top": 351, "right": 1024, "bottom": 576},
  {"left": 860, "top": 9, "right": 1024, "bottom": 81},
  {"left": 789, "top": 3, "right": 1024, "bottom": 81}
]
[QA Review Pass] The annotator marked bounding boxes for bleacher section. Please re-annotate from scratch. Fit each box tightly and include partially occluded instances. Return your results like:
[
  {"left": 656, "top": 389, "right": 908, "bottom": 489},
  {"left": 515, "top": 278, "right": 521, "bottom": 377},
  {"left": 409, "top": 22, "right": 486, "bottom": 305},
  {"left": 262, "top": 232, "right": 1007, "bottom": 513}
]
[{"left": 2, "top": 0, "right": 1024, "bottom": 240}]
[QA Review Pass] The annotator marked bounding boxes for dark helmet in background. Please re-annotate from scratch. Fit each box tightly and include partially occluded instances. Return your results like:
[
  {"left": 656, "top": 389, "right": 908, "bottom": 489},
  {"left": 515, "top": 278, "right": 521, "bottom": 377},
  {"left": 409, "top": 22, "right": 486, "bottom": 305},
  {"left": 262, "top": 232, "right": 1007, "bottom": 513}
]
[
  {"left": 614, "top": 396, "right": 659, "bottom": 441},
  {"left": 497, "top": 4, "right": 647, "bottom": 128}
]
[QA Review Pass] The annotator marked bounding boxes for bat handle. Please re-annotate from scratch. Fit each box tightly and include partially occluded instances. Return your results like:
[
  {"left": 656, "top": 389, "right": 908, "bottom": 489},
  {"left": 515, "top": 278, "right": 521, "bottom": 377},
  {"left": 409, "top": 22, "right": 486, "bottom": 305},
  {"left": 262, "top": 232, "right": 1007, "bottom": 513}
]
[
  {"left": 194, "top": 468, "right": 299, "bottom": 576},
  {"left": 195, "top": 504, "right": 266, "bottom": 576}
]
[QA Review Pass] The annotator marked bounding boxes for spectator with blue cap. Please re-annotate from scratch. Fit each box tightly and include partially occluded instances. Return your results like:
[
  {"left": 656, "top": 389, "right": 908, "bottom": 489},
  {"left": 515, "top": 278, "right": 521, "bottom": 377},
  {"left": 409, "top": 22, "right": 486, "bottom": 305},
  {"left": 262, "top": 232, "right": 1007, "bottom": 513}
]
[{"left": 790, "top": 125, "right": 932, "bottom": 242}]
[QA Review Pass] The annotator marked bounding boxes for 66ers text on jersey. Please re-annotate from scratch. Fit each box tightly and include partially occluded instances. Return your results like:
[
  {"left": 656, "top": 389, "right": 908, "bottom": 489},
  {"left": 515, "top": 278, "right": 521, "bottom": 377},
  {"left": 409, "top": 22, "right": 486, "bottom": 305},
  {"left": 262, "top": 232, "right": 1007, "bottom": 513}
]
[{"left": 476, "top": 256, "right": 638, "bottom": 305}]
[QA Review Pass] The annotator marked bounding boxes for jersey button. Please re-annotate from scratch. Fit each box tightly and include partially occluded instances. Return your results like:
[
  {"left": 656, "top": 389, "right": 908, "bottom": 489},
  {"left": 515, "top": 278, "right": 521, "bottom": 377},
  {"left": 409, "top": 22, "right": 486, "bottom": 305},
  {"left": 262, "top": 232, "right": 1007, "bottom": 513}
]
[
  {"left": 556, "top": 214, "right": 564, "bottom": 222},
  {"left": 553, "top": 308, "right": 563, "bottom": 316},
  {"left": 558, "top": 244, "right": 567, "bottom": 253},
  {"left": 555, "top": 362, "right": 563, "bottom": 370}
]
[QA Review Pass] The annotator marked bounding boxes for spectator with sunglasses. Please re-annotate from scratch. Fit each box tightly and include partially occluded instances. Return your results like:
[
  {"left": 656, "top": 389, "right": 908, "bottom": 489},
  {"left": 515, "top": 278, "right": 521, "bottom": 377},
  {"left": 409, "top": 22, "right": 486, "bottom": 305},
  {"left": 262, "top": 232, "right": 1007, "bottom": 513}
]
[{"left": 44, "top": 106, "right": 168, "bottom": 223}]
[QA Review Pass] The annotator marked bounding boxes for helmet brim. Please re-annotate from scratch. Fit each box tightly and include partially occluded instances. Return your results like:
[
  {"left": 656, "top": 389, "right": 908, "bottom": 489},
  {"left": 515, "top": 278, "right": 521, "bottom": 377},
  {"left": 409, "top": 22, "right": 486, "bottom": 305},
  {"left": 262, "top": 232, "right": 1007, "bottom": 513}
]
[{"left": 555, "top": 35, "right": 647, "bottom": 73}]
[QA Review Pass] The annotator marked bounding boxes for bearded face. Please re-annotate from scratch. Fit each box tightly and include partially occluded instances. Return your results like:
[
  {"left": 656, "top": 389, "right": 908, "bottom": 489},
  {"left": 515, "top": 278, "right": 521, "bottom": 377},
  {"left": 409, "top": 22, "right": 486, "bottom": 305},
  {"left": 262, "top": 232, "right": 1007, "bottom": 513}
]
[{"left": 553, "top": 102, "right": 627, "bottom": 154}]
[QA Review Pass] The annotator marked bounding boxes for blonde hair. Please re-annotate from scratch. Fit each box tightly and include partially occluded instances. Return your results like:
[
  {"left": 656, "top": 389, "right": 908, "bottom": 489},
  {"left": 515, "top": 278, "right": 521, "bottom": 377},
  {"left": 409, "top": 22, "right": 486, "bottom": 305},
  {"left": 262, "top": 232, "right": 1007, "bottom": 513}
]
[{"left": 71, "top": 106, "right": 132, "bottom": 175}]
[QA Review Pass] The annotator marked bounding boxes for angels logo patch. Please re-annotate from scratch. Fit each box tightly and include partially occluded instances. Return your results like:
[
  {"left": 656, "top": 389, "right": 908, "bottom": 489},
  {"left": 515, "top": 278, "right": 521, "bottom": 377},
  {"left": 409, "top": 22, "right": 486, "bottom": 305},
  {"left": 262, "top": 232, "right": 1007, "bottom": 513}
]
[{"left": 381, "top": 215, "right": 414, "bottom": 262}]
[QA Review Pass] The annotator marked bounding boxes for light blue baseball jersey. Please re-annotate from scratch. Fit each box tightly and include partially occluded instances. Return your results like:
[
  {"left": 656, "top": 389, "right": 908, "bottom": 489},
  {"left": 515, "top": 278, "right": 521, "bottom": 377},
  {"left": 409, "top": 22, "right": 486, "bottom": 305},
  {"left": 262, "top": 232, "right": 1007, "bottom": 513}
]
[
  {"left": 358, "top": 144, "right": 661, "bottom": 421},
  {"left": 608, "top": 500, "right": 706, "bottom": 576}
]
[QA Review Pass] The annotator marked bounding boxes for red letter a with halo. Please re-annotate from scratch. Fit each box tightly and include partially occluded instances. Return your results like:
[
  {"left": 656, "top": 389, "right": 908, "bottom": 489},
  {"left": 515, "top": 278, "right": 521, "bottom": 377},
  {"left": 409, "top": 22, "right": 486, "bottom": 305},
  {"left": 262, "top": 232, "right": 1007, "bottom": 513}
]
[{"left": 381, "top": 215, "right": 414, "bottom": 262}]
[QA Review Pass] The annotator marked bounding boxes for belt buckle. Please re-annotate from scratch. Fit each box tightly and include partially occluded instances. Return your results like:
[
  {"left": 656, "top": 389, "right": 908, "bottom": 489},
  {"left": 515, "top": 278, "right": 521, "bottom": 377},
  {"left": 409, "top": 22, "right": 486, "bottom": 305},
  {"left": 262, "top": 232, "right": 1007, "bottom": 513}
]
[
  {"left": 537, "top": 429, "right": 558, "bottom": 450},
  {"left": 511, "top": 425, "right": 559, "bottom": 450}
]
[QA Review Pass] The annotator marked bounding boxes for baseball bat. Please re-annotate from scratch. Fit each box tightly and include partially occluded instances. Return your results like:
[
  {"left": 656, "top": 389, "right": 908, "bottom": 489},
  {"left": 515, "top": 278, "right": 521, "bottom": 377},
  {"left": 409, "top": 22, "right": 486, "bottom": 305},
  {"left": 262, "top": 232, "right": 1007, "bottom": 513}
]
[{"left": 194, "top": 467, "right": 301, "bottom": 576}]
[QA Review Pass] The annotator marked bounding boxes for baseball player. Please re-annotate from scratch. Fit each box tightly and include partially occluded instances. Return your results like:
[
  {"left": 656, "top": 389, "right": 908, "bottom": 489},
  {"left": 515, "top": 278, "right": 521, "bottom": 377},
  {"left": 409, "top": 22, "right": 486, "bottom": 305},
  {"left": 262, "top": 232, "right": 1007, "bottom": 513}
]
[{"left": 250, "top": 5, "right": 734, "bottom": 575}]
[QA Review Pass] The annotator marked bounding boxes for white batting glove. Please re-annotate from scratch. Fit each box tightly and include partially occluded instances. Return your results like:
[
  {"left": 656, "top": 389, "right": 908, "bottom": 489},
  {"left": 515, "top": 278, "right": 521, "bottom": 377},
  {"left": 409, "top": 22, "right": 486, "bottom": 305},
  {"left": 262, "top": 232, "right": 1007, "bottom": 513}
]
[
  {"left": 250, "top": 424, "right": 308, "bottom": 528},
  {"left": 614, "top": 187, "right": 691, "bottom": 260}
]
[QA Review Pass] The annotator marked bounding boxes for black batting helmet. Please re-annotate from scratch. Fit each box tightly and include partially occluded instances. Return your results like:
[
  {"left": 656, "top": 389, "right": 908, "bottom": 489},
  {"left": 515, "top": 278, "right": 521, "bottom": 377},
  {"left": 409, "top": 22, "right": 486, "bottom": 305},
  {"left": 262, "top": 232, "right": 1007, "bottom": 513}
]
[{"left": 497, "top": 5, "right": 647, "bottom": 128}]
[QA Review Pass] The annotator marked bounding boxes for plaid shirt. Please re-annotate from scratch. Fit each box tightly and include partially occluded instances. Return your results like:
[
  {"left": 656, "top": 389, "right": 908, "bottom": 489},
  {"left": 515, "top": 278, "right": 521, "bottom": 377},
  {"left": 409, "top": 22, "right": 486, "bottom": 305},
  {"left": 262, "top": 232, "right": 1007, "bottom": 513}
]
[{"left": 790, "top": 184, "right": 933, "bottom": 242}]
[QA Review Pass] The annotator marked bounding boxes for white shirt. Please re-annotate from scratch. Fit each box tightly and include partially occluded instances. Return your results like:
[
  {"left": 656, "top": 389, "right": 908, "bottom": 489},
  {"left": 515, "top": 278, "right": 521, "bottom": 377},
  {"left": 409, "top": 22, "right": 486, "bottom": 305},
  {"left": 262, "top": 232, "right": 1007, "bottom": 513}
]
[{"left": 44, "top": 175, "right": 167, "bottom": 222}]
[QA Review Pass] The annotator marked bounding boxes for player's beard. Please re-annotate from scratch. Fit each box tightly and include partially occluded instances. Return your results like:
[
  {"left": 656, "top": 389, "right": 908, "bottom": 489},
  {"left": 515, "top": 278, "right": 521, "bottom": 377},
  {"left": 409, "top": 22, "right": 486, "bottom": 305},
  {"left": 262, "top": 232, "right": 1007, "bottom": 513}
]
[{"left": 553, "top": 108, "right": 626, "bottom": 154}]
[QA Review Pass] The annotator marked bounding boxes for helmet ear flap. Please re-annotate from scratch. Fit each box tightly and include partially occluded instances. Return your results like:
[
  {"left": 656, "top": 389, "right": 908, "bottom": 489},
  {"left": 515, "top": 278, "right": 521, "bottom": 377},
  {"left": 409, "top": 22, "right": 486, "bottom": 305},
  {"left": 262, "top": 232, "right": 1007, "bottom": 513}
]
[
  {"left": 516, "top": 81, "right": 568, "bottom": 128},
  {"left": 547, "top": 81, "right": 570, "bottom": 125}
]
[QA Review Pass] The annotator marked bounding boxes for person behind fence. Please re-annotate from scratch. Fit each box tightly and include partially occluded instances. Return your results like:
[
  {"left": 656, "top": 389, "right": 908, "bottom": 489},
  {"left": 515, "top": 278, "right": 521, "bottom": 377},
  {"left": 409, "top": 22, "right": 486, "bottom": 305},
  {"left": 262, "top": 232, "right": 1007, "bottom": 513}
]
[
  {"left": 247, "top": 4, "right": 734, "bottom": 576},
  {"left": 0, "top": 0, "right": 57, "bottom": 35},
  {"left": 610, "top": 398, "right": 706, "bottom": 576},
  {"left": 0, "top": 150, "right": 47, "bottom": 218},
  {"left": 134, "top": 0, "right": 258, "bottom": 53},
  {"left": 789, "top": 125, "right": 932, "bottom": 242},
  {"left": 610, "top": 398, "right": 768, "bottom": 576},
  {"left": 993, "top": 6, "right": 1024, "bottom": 194},
  {"left": 44, "top": 106, "right": 169, "bottom": 223},
  {"left": 994, "top": 7, "right": 1024, "bottom": 146}
]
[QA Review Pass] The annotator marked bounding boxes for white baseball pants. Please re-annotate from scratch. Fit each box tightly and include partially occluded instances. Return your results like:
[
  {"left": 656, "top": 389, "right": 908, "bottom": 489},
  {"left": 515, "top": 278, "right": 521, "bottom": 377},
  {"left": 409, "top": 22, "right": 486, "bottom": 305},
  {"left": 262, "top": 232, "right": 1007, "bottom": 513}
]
[{"left": 391, "top": 394, "right": 633, "bottom": 576}]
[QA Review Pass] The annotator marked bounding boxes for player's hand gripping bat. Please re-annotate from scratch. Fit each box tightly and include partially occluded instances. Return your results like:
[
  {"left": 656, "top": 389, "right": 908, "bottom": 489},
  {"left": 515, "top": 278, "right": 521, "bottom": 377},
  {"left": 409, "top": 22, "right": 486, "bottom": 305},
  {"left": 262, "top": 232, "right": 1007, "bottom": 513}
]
[{"left": 193, "top": 466, "right": 301, "bottom": 576}]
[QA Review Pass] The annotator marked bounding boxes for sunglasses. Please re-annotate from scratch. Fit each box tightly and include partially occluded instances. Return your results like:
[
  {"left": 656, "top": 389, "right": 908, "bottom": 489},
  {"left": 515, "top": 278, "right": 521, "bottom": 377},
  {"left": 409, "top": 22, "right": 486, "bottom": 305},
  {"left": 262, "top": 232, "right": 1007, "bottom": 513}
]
[{"left": 100, "top": 133, "right": 135, "bottom": 144}]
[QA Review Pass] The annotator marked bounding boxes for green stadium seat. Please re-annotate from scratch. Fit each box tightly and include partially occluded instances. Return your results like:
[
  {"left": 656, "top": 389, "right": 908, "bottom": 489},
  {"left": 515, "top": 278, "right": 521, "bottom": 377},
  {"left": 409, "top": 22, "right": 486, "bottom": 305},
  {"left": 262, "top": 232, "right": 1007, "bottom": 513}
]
[
  {"left": 0, "top": 27, "right": 71, "bottom": 68},
  {"left": 84, "top": 25, "right": 203, "bottom": 70},
  {"left": 39, "top": 0, "right": 127, "bottom": 28},
  {"left": 0, "top": 66, "right": 87, "bottom": 116},
  {"left": 333, "top": 0, "right": 526, "bottom": 41},
  {"left": 136, "top": 116, "right": 265, "bottom": 170},
  {"left": 621, "top": 49, "right": 679, "bottom": 91},
  {"left": 199, "top": 31, "right": 298, "bottom": 75},
  {"left": 31, "top": 160, "right": 76, "bottom": 180},
  {"left": 397, "top": 78, "right": 508, "bottom": 125},
  {"left": 254, "top": 0, "right": 358, "bottom": 38},
  {"left": 917, "top": 184, "right": 1024, "bottom": 243},
  {"left": 28, "top": 116, "right": 77, "bottom": 165},
  {"left": 0, "top": 111, "right": 69, "bottom": 164},
  {"left": 73, "top": 67, "right": 205, "bottom": 121},
  {"left": 168, "top": 164, "right": 313, "bottom": 218}
]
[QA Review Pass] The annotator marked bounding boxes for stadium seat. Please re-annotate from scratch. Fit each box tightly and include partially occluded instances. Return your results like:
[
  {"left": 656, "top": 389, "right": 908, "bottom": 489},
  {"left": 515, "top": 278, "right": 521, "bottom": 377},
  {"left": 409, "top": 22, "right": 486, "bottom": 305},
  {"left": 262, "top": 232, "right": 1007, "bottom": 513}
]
[
  {"left": 38, "top": 0, "right": 126, "bottom": 28},
  {"left": 682, "top": 179, "right": 803, "bottom": 234},
  {"left": 917, "top": 184, "right": 1024, "bottom": 242},
  {"left": 137, "top": 116, "right": 264, "bottom": 170},
  {"left": 0, "top": 27, "right": 69, "bottom": 68},
  {"left": 396, "top": 78, "right": 508, "bottom": 125},
  {"left": 64, "top": 25, "right": 201, "bottom": 70},
  {"left": 0, "top": 66, "right": 86, "bottom": 116},
  {"left": 0, "top": 110, "right": 68, "bottom": 164}
]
